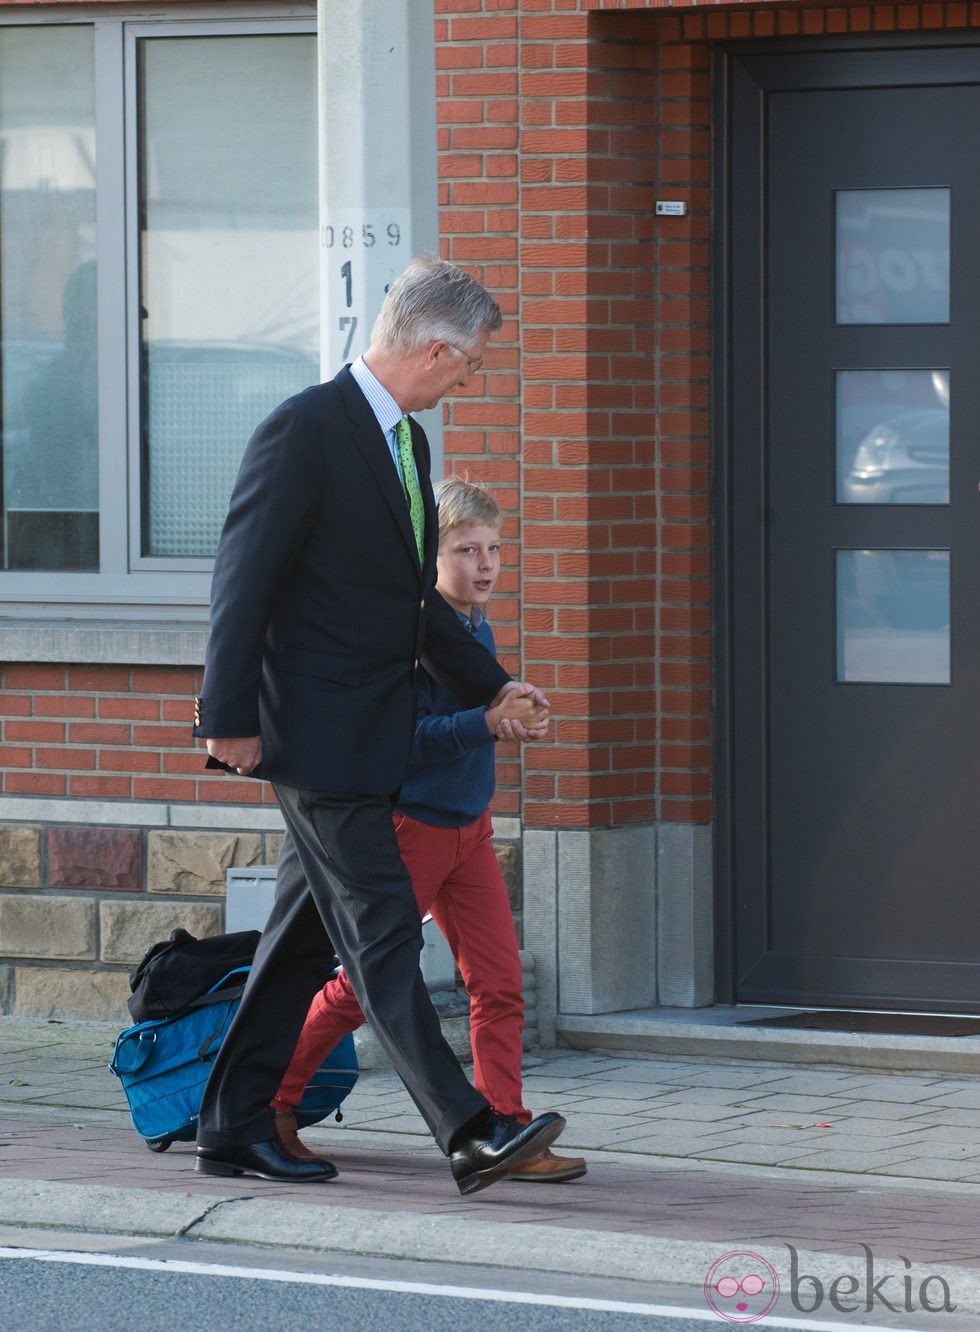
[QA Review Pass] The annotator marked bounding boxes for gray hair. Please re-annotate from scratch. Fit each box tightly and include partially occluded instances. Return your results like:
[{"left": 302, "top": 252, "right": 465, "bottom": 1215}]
[{"left": 371, "top": 256, "right": 502, "bottom": 356}]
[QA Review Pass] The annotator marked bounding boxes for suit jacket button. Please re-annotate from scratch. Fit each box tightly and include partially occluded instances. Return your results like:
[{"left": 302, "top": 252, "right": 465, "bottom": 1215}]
[{"left": 420, "top": 599, "right": 425, "bottom": 609}]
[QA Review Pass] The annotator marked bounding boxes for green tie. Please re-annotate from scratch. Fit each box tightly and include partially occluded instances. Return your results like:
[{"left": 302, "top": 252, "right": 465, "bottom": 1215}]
[{"left": 395, "top": 415, "right": 425, "bottom": 563}]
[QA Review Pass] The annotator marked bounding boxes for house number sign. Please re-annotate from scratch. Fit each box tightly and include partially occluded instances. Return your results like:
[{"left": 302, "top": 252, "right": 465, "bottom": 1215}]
[{"left": 321, "top": 208, "right": 411, "bottom": 369}]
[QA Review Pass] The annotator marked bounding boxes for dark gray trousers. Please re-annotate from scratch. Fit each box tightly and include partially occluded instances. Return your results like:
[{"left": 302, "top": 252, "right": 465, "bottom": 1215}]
[{"left": 196, "top": 785, "right": 487, "bottom": 1153}]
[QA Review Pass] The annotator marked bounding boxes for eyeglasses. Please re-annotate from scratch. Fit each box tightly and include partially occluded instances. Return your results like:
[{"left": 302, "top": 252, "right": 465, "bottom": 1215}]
[
  {"left": 715, "top": 1275, "right": 766, "bottom": 1299},
  {"left": 446, "top": 341, "right": 484, "bottom": 375}
]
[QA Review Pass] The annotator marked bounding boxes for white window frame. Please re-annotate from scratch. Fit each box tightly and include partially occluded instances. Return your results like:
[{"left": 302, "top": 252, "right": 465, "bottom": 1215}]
[{"left": 0, "top": 6, "right": 316, "bottom": 661}]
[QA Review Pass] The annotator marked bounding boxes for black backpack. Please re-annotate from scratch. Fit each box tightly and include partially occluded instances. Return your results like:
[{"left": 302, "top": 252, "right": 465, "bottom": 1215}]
[{"left": 127, "top": 927, "right": 261, "bottom": 1022}]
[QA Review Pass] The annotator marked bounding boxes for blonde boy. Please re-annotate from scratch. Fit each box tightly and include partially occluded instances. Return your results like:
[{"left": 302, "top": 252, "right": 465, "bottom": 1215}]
[{"left": 273, "top": 479, "right": 585, "bottom": 1182}]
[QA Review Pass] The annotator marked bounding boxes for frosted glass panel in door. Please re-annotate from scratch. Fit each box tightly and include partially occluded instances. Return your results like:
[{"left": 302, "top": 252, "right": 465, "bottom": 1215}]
[
  {"left": 836, "top": 188, "right": 949, "bottom": 325},
  {"left": 837, "top": 549, "right": 949, "bottom": 684},
  {"left": 836, "top": 369, "right": 949, "bottom": 504}
]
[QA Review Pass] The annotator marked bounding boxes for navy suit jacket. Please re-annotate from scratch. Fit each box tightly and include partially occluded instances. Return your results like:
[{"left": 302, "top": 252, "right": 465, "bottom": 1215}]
[{"left": 194, "top": 365, "right": 509, "bottom": 793}]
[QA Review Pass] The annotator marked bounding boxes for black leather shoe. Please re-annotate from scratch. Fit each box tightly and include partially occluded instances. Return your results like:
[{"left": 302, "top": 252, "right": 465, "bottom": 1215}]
[
  {"left": 450, "top": 1111, "right": 565, "bottom": 1196},
  {"left": 195, "top": 1136, "right": 338, "bottom": 1182}
]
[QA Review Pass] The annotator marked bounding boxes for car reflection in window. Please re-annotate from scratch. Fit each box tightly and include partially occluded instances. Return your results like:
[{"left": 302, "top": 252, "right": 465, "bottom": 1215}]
[{"left": 842, "top": 409, "right": 949, "bottom": 506}]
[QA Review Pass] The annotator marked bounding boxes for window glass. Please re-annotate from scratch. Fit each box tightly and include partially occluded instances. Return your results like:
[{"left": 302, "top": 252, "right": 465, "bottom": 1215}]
[
  {"left": 0, "top": 26, "right": 98, "bottom": 570},
  {"left": 836, "top": 369, "right": 949, "bottom": 505},
  {"left": 138, "top": 34, "right": 318, "bottom": 558},
  {"left": 836, "top": 188, "right": 950, "bottom": 325},
  {"left": 837, "top": 549, "right": 950, "bottom": 684}
]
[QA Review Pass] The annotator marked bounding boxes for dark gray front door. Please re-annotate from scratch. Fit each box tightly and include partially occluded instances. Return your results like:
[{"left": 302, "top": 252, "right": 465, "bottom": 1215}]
[{"left": 720, "top": 38, "right": 980, "bottom": 1010}]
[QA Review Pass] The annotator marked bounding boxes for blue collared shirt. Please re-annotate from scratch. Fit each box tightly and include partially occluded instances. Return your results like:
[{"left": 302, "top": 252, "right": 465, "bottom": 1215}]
[{"left": 350, "top": 355, "right": 411, "bottom": 480}]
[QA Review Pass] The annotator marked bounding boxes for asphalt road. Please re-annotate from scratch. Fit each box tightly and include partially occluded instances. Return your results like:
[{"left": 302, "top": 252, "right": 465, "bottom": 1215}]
[
  {"left": 0, "top": 1238, "right": 712, "bottom": 1332},
  {"left": 4, "top": 1230, "right": 978, "bottom": 1332}
]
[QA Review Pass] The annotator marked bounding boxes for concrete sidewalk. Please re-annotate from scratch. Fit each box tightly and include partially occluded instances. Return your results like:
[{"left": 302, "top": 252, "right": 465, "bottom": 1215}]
[{"left": 3, "top": 1014, "right": 980, "bottom": 1319}]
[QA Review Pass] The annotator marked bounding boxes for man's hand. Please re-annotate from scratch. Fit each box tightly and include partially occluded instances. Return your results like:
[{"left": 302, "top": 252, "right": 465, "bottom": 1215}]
[
  {"left": 488, "top": 681, "right": 551, "bottom": 742},
  {"left": 206, "top": 736, "right": 263, "bottom": 774}
]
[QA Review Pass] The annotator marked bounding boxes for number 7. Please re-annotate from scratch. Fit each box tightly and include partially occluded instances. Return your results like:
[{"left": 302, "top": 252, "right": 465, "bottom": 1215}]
[{"left": 339, "top": 315, "right": 358, "bottom": 359}]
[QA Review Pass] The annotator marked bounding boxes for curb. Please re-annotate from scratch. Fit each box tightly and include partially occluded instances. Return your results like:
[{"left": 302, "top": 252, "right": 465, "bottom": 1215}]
[{"left": 1, "top": 1178, "right": 978, "bottom": 1317}]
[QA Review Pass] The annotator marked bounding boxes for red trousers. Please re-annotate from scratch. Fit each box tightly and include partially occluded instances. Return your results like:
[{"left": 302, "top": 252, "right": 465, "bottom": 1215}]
[{"left": 272, "top": 809, "right": 529, "bottom": 1123}]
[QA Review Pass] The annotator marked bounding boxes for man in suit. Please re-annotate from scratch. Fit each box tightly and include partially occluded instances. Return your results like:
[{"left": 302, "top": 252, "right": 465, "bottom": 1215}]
[{"left": 192, "top": 257, "right": 565, "bottom": 1193}]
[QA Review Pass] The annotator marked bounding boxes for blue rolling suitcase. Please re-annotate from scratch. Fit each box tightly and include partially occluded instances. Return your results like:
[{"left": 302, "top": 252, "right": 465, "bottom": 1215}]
[{"left": 109, "top": 966, "right": 358, "bottom": 1152}]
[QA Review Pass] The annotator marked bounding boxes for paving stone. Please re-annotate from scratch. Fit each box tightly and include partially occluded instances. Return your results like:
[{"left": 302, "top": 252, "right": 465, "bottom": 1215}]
[
  {"left": 738, "top": 1091, "right": 867, "bottom": 1113},
  {"left": 928, "top": 1108, "right": 980, "bottom": 1128},
  {"left": 546, "top": 1079, "right": 672, "bottom": 1102},
  {"left": 809, "top": 1098, "right": 935, "bottom": 1120},
  {"left": 567, "top": 1095, "right": 668, "bottom": 1116},
  {"left": 806, "top": 1116, "right": 925, "bottom": 1139},
  {"left": 746, "top": 1070, "right": 880, "bottom": 1093},
  {"left": 5, "top": 1016, "right": 980, "bottom": 1286},
  {"left": 696, "top": 1142, "right": 831, "bottom": 1167},
  {"left": 787, "top": 1148, "right": 927, "bottom": 1171},
  {"left": 928, "top": 1087, "right": 980, "bottom": 1109},
  {"left": 836, "top": 1076, "right": 949, "bottom": 1102}
]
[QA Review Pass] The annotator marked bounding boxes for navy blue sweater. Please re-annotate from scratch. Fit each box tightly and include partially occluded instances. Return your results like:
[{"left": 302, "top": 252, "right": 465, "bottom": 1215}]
[{"left": 396, "top": 610, "right": 497, "bottom": 828}]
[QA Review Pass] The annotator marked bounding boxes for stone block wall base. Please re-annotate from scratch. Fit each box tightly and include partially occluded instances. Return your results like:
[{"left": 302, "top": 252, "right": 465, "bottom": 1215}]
[
  {"left": 48, "top": 827, "right": 141, "bottom": 891},
  {"left": 354, "top": 1012, "right": 473, "bottom": 1072},
  {"left": 0, "top": 800, "right": 525, "bottom": 1021},
  {"left": 524, "top": 821, "right": 713, "bottom": 1046},
  {"left": 12, "top": 966, "right": 131, "bottom": 1021},
  {"left": 148, "top": 830, "right": 263, "bottom": 896},
  {"left": 0, "top": 896, "right": 97, "bottom": 961},
  {"left": 657, "top": 822, "right": 714, "bottom": 1008},
  {"left": 101, "top": 900, "right": 224, "bottom": 966},
  {"left": 0, "top": 826, "right": 42, "bottom": 887}
]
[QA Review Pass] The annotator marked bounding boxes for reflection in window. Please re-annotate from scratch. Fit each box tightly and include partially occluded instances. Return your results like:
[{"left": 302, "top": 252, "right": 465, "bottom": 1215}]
[
  {"left": 139, "top": 35, "right": 318, "bottom": 558},
  {"left": 836, "top": 369, "right": 949, "bottom": 505},
  {"left": 836, "top": 188, "right": 950, "bottom": 325},
  {"left": 837, "top": 549, "right": 949, "bottom": 684},
  {"left": 0, "top": 27, "right": 98, "bottom": 570}
]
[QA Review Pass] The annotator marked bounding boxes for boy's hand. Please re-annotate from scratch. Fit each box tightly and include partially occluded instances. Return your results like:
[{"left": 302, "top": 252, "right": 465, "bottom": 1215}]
[
  {"left": 490, "top": 680, "right": 550, "bottom": 711},
  {"left": 487, "top": 681, "right": 550, "bottom": 741},
  {"left": 496, "top": 713, "right": 549, "bottom": 741}
]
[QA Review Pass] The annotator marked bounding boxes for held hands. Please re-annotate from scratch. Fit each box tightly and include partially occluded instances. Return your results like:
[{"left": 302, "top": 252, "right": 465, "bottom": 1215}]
[
  {"left": 205, "top": 735, "right": 263, "bottom": 774},
  {"left": 487, "top": 681, "right": 551, "bottom": 742}
]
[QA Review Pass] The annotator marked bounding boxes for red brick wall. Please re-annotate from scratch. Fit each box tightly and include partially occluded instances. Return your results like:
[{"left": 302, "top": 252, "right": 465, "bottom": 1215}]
[
  {"left": 2, "top": 0, "right": 976, "bottom": 831},
  {"left": 434, "top": 3, "right": 524, "bottom": 817},
  {"left": 0, "top": 665, "right": 274, "bottom": 806},
  {"left": 435, "top": 0, "right": 980, "bottom": 833},
  {"left": 437, "top": 3, "right": 709, "bottom": 830}
]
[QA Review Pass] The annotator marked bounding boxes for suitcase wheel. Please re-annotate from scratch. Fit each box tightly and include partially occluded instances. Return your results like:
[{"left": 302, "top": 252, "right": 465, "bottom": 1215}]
[{"left": 145, "top": 1136, "right": 173, "bottom": 1153}]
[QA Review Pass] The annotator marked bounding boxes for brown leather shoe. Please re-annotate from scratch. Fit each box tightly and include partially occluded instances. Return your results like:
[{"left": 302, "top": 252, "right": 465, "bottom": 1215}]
[
  {"left": 275, "top": 1110, "right": 332, "bottom": 1164},
  {"left": 505, "top": 1146, "right": 587, "bottom": 1182}
]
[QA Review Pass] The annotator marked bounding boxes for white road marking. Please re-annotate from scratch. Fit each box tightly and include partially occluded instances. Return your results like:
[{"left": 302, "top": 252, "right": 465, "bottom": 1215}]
[{"left": 0, "top": 1246, "right": 917, "bottom": 1328}]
